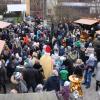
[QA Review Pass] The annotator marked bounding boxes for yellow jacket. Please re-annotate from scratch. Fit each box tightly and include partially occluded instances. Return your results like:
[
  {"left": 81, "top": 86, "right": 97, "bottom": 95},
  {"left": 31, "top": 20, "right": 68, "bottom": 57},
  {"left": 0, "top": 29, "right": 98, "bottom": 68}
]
[{"left": 40, "top": 54, "right": 53, "bottom": 80}]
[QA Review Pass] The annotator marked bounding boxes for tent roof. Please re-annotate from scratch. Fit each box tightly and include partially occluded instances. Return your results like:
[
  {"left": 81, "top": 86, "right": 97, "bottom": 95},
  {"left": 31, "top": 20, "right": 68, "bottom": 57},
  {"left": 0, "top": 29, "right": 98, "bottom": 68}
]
[
  {"left": 0, "top": 21, "right": 11, "bottom": 29},
  {"left": 0, "top": 40, "right": 5, "bottom": 54},
  {"left": 74, "top": 18, "right": 99, "bottom": 25},
  {"left": 0, "top": 91, "right": 58, "bottom": 100}
]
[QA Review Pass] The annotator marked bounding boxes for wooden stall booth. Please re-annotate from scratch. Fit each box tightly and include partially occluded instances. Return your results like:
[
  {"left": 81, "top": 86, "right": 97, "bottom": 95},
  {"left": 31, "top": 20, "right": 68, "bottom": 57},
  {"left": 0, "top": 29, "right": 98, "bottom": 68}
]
[
  {"left": 0, "top": 21, "right": 11, "bottom": 54},
  {"left": 0, "top": 21, "right": 12, "bottom": 40},
  {"left": 74, "top": 18, "right": 100, "bottom": 41},
  {"left": 0, "top": 21, "right": 11, "bottom": 29},
  {"left": 0, "top": 21, "right": 12, "bottom": 33}
]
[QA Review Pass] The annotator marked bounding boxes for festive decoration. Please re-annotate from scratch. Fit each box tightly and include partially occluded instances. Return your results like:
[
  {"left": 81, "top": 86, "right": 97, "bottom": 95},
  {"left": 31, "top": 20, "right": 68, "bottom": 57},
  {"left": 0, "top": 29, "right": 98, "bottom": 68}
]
[{"left": 69, "top": 75, "right": 83, "bottom": 97}]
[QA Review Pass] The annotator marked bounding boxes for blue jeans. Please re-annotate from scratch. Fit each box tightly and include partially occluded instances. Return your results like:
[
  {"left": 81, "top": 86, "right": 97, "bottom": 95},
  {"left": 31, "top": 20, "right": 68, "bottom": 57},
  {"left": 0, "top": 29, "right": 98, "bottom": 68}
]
[{"left": 84, "top": 71, "right": 92, "bottom": 87}]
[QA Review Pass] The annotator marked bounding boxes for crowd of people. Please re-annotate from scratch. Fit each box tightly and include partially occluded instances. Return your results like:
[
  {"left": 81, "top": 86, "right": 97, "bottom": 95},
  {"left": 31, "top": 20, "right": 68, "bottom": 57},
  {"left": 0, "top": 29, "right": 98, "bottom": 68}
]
[{"left": 0, "top": 17, "right": 100, "bottom": 100}]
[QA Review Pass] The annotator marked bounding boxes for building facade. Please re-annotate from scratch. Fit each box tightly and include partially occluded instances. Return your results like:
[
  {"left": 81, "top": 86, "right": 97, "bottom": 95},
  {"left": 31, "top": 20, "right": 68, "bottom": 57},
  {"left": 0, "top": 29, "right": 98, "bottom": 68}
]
[
  {"left": 46, "top": 0, "right": 57, "bottom": 17},
  {"left": 0, "top": 0, "right": 46, "bottom": 18},
  {"left": 30, "top": 0, "right": 46, "bottom": 18},
  {"left": 56, "top": 0, "right": 100, "bottom": 20},
  {"left": 0, "top": 0, "right": 21, "bottom": 14}
]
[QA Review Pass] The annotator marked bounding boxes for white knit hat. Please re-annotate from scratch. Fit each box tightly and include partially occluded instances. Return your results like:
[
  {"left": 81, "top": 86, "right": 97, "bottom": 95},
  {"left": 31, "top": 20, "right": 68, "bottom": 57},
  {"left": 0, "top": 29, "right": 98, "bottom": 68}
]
[
  {"left": 10, "top": 89, "right": 18, "bottom": 94},
  {"left": 60, "top": 56, "right": 66, "bottom": 61},
  {"left": 36, "top": 84, "right": 43, "bottom": 90},
  {"left": 15, "top": 72, "right": 22, "bottom": 80},
  {"left": 89, "top": 43, "right": 92, "bottom": 47},
  {"left": 11, "top": 72, "right": 22, "bottom": 84},
  {"left": 64, "top": 81, "right": 70, "bottom": 86},
  {"left": 15, "top": 53, "right": 20, "bottom": 59},
  {"left": 89, "top": 54, "right": 96, "bottom": 60}
]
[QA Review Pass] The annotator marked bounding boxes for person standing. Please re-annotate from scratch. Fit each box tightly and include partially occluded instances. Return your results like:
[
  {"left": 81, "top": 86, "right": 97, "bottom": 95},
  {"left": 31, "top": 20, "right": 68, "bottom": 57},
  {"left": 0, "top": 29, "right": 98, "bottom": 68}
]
[
  {"left": 59, "top": 81, "right": 70, "bottom": 100},
  {"left": 59, "top": 67, "right": 69, "bottom": 86},
  {"left": 40, "top": 45, "right": 53, "bottom": 80},
  {"left": 0, "top": 61, "right": 7, "bottom": 93},
  {"left": 11, "top": 72, "right": 28, "bottom": 93},
  {"left": 93, "top": 36, "right": 100, "bottom": 61},
  {"left": 79, "top": 45, "right": 86, "bottom": 63},
  {"left": 85, "top": 43, "right": 94, "bottom": 60},
  {"left": 22, "top": 66, "right": 37, "bottom": 92},
  {"left": 44, "top": 70, "right": 60, "bottom": 91},
  {"left": 84, "top": 54, "right": 97, "bottom": 88}
]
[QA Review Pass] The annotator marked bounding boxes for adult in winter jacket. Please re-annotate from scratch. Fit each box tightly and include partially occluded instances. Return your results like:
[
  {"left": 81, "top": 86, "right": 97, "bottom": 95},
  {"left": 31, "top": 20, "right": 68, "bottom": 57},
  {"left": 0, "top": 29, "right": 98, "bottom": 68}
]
[
  {"left": 11, "top": 72, "right": 28, "bottom": 93},
  {"left": 40, "top": 45, "right": 53, "bottom": 80},
  {"left": 33, "top": 61, "right": 44, "bottom": 84},
  {"left": 84, "top": 54, "right": 96, "bottom": 88},
  {"left": 59, "top": 68, "right": 69, "bottom": 86},
  {"left": 74, "top": 59, "right": 85, "bottom": 78},
  {"left": 63, "top": 58, "right": 74, "bottom": 77},
  {"left": 23, "top": 67, "right": 37, "bottom": 92},
  {"left": 59, "top": 81, "right": 70, "bottom": 100},
  {"left": 85, "top": 43, "right": 94, "bottom": 60},
  {"left": 44, "top": 70, "right": 60, "bottom": 91},
  {"left": 79, "top": 45, "right": 86, "bottom": 63},
  {"left": 93, "top": 36, "right": 100, "bottom": 61},
  {"left": 0, "top": 61, "right": 7, "bottom": 93}
]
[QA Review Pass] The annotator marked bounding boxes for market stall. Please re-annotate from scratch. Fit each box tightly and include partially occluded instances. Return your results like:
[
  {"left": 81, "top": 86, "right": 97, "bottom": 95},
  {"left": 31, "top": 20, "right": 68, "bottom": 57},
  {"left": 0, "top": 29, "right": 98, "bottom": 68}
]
[
  {"left": 0, "top": 21, "right": 12, "bottom": 40},
  {"left": 74, "top": 18, "right": 100, "bottom": 41},
  {"left": 0, "top": 21, "right": 11, "bottom": 29},
  {"left": 74, "top": 18, "right": 99, "bottom": 25}
]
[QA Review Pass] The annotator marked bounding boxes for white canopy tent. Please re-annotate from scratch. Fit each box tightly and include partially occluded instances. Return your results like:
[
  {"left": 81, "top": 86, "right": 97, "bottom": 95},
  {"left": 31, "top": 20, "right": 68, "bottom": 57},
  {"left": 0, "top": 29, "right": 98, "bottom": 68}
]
[
  {"left": 0, "top": 21, "right": 11, "bottom": 29},
  {"left": 74, "top": 18, "right": 99, "bottom": 25}
]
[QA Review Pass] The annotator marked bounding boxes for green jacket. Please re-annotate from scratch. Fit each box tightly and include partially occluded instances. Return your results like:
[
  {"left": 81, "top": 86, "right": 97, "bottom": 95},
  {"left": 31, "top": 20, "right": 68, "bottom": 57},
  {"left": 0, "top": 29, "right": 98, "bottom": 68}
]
[
  {"left": 60, "top": 69, "right": 68, "bottom": 81},
  {"left": 75, "top": 40, "right": 81, "bottom": 48}
]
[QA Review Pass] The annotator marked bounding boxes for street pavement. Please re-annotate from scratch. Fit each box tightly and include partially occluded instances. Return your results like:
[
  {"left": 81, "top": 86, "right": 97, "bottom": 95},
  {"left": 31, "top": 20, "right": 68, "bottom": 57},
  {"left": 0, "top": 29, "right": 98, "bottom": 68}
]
[
  {"left": 82, "top": 77, "right": 100, "bottom": 100},
  {"left": 0, "top": 77, "right": 100, "bottom": 100}
]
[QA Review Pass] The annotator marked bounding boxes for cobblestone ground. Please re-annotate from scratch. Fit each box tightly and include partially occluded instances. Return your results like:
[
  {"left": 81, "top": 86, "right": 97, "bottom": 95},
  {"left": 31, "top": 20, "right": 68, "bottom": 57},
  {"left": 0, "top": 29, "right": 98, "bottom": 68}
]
[{"left": 82, "top": 78, "right": 100, "bottom": 100}]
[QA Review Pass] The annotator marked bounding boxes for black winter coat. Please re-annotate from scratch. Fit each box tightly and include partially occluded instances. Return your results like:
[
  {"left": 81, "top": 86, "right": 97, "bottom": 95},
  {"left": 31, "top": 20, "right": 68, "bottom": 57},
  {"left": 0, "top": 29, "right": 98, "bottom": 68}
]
[
  {"left": 0, "top": 67, "right": 7, "bottom": 84},
  {"left": 23, "top": 67, "right": 36, "bottom": 85},
  {"left": 44, "top": 76, "right": 60, "bottom": 91}
]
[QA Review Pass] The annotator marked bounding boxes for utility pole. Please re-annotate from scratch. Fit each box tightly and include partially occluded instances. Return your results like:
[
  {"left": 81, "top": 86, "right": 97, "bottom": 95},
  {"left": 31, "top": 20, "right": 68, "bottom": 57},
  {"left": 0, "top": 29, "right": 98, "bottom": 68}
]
[
  {"left": 21, "top": 0, "right": 26, "bottom": 21},
  {"left": 25, "top": 0, "right": 30, "bottom": 16}
]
